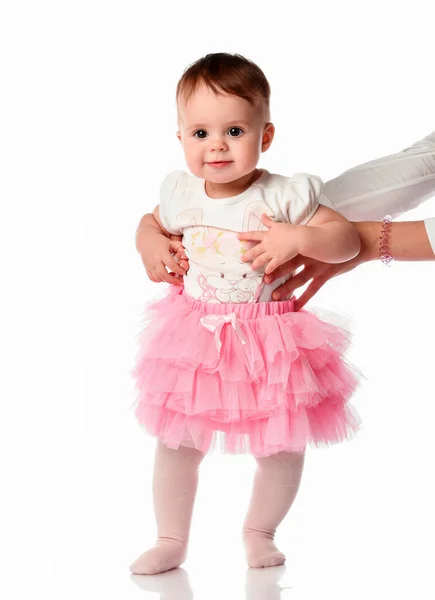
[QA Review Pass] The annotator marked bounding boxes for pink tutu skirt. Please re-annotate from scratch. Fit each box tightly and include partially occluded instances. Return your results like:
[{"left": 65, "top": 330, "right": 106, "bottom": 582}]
[{"left": 132, "top": 286, "right": 361, "bottom": 457}]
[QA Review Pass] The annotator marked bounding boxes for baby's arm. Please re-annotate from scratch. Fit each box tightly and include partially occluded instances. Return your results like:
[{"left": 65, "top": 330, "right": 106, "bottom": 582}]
[
  {"left": 239, "top": 208, "right": 360, "bottom": 274},
  {"left": 136, "top": 206, "right": 187, "bottom": 285},
  {"left": 299, "top": 205, "right": 361, "bottom": 263}
]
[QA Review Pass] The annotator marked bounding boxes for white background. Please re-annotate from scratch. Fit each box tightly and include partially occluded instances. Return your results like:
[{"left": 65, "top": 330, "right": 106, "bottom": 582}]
[{"left": 1, "top": 1, "right": 434, "bottom": 599}]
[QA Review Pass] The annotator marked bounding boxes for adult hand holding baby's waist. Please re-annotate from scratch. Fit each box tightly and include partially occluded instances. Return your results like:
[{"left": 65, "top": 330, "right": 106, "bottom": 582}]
[
  {"left": 141, "top": 233, "right": 187, "bottom": 285},
  {"left": 169, "top": 217, "right": 372, "bottom": 311}
]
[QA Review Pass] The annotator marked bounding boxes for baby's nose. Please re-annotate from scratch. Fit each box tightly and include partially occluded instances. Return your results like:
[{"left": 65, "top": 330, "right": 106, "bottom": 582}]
[{"left": 210, "top": 136, "right": 228, "bottom": 151}]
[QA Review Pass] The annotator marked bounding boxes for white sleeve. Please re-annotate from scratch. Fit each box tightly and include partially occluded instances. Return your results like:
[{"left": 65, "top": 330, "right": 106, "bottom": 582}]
[
  {"left": 158, "top": 171, "right": 185, "bottom": 235},
  {"left": 277, "top": 173, "right": 322, "bottom": 225},
  {"left": 424, "top": 218, "right": 435, "bottom": 255},
  {"left": 321, "top": 131, "right": 435, "bottom": 221}
]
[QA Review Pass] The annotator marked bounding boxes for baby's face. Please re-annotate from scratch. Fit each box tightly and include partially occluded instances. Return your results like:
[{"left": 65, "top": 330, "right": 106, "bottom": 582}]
[{"left": 177, "top": 84, "right": 271, "bottom": 185}]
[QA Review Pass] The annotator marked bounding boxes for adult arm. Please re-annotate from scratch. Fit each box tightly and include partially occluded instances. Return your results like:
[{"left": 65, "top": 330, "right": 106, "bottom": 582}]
[
  {"left": 270, "top": 131, "right": 435, "bottom": 306},
  {"left": 320, "top": 131, "right": 435, "bottom": 253},
  {"left": 269, "top": 220, "right": 434, "bottom": 308}
]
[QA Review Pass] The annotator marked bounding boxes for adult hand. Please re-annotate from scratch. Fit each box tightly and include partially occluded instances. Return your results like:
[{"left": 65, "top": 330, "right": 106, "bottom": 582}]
[
  {"left": 168, "top": 235, "right": 189, "bottom": 281},
  {"left": 141, "top": 234, "right": 187, "bottom": 285}
]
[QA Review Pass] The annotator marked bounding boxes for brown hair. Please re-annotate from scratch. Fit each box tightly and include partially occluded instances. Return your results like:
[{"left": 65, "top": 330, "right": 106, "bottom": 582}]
[{"left": 176, "top": 53, "right": 271, "bottom": 119}]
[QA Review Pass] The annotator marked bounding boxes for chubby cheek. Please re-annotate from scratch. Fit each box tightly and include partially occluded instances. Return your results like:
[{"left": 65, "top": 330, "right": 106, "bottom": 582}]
[
  {"left": 235, "top": 143, "right": 260, "bottom": 170},
  {"left": 183, "top": 144, "right": 205, "bottom": 177}
]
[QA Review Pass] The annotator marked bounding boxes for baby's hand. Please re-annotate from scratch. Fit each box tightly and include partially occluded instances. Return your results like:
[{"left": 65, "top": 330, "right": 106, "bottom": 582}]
[
  {"left": 140, "top": 234, "right": 187, "bottom": 285},
  {"left": 238, "top": 214, "right": 300, "bottom": 274}
]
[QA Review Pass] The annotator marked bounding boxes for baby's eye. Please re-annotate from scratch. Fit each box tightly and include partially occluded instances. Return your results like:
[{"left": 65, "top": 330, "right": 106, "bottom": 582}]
[
  {"left": 228, "top": 127, "right": 243, "bottom": 137},
  {"left": 194, "top": 130, "right": 208, "bottom": 139}
]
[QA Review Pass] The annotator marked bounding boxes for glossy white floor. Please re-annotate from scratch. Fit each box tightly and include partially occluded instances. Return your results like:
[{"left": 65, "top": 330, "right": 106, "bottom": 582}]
[{"left": 2, "top": 3, "right": 435, "bottom": 598}]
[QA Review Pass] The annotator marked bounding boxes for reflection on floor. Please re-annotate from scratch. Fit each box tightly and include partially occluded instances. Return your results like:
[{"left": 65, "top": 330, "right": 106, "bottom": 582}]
[{"left": 131, "top": 564, "right": 292, "bottom": 600}]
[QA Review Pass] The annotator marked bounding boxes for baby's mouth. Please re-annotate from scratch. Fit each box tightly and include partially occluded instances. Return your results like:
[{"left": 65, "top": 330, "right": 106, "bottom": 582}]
[{"left": 207, "top": 161, "right": 233, "bottom": 167}]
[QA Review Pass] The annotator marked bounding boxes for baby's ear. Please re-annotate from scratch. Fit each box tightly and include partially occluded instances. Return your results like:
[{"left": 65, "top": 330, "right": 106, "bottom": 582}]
[
  {"left": 261, "top": 122, "right": 275, "bottom": 152},
  {"left": 176, "top": 131, "right": 182, "bottom": 143}
]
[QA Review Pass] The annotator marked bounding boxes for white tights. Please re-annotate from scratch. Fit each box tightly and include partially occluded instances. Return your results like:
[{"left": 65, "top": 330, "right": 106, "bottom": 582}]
[{"left": 130, "top": 441, "right": 305, "bottom": 575}]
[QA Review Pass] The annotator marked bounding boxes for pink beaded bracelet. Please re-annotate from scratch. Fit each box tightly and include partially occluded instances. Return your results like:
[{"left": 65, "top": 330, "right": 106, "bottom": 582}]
[{"left": 379, "top": 215, "right": 394, "bottom": 266}]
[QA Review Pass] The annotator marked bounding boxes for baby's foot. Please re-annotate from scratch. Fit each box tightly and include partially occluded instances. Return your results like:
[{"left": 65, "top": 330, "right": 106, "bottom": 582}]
[
  {"left": 129, "top": 538, "right": 187, "bottom": 575},
  {"left": 243, "top": 528, "right": 286, "bottom": 569}
]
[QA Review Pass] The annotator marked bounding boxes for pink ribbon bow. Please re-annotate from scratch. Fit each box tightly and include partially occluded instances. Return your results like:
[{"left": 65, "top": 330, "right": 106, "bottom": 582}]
[{"left": 199, "top": 313, "right": 247, "bottom": 354}]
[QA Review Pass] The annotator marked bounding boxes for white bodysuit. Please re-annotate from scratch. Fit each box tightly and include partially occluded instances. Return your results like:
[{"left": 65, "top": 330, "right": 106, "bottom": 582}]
[{"left": 158, "top": 169, "right": 321, "bottom": 303}]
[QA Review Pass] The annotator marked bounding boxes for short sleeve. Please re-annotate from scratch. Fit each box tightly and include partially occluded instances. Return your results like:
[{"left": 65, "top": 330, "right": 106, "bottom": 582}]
[
  {"left": 158, "top": 171, "right": 186, "bottom": 235},
  {"left": 278, "top": 173, "right": 322, "bottom": 225}
]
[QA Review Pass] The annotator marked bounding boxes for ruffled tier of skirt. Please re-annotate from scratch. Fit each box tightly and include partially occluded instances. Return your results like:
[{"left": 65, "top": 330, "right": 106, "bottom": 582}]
[{"left": 131, "top": 287, "right": 362, "bottom": 457}]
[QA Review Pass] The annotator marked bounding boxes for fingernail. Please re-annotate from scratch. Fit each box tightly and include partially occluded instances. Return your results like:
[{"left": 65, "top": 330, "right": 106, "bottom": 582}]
[{"left": 273, "top": 293, "right": 281, "bottom": 300}]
